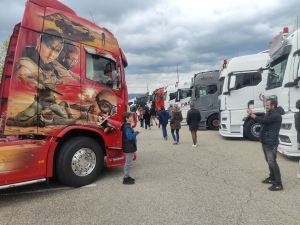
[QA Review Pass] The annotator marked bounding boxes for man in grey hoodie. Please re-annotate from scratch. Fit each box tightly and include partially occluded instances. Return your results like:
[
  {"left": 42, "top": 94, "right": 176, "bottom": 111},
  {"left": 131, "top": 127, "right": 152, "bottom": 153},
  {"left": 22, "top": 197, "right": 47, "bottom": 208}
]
[{"left": 247, "top": 98, "right": 285, "bottom": 191}]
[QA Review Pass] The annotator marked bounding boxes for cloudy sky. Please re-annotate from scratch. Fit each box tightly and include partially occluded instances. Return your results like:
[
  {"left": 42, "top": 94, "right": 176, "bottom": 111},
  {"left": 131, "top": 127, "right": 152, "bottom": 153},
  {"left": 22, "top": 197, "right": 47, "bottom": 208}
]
[{"left": 0, "top": 0, "right": 299, "bottom": 94}]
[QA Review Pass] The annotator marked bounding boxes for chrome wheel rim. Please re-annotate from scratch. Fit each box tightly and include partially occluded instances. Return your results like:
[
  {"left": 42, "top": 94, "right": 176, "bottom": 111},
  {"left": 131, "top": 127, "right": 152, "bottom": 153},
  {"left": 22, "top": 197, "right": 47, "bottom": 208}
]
[
  {"left": 71, "top": 148, "right": 96, "bottom": 176},
  {"left": 251, "top": 124, "right": 261, "bottom": 137}
]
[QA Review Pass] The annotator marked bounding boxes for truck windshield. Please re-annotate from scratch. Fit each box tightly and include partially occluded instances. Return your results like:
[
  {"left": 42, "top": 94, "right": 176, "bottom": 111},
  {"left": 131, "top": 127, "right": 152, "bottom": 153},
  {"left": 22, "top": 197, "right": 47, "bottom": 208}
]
[
  {"left": 218, "top": 77, "right": 225, "bottom": 95},
  {"left": 179, "top": 89, "right": 192, "bottom": 100},
  {"left": 267, "top": 55, "right": 288, "bottom": 89}
]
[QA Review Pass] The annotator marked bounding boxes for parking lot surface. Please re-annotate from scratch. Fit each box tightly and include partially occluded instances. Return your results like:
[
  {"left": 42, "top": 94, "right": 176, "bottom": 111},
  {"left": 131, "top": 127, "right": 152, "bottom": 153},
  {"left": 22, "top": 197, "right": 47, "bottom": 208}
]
[{"left": 1, "top": 126, "right": 300, "bottom": 225}]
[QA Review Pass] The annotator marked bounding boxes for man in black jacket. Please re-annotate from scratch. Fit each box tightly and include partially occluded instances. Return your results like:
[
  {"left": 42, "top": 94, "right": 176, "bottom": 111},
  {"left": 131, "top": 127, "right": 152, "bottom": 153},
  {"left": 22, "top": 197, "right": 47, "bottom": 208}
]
[
  {"left": 187, "top": 103, "right": 201, "bottom": 147},
  {"left": 247, "top": 98, "right": 285, "bottom": 191}
]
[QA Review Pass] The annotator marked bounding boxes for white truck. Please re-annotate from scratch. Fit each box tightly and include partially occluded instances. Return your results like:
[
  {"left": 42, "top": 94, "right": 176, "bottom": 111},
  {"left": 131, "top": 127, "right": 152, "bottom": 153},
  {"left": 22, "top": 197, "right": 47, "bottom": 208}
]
[
  {"left": 147, "top": 90, "right": 155, "bottom": 109},
  {"left": 262, "top": 27, "right": 300, "bottom": 156},
  {"left": 176, "top": 79, "right": 192, "bottom": 124},
  {"left": 164, "top": 84, "right": 178, "bottom": 110},
  {"left": 219, "top": 51, "right": 269, "bottom": 141}
]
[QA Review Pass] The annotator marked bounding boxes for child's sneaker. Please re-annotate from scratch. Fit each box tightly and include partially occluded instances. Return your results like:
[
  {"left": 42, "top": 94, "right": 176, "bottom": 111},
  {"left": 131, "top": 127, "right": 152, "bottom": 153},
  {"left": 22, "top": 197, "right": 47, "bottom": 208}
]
[
  {"left": 173, "top": 141, "right": 177, "bottom": 145},
  {"left": 123, "top": 177, "right": 135, "bottom": 185}
]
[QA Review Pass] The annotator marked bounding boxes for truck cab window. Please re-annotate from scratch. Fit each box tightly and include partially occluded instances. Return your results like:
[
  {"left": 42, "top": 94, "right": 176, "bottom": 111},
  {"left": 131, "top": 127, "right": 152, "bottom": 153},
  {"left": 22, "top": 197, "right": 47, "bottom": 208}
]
[
  {"left": 235, "top": 73, "right": 251, "bottom": 90},
  {"left": 169, "top": 92, "right": 176, "bottom": 100},
  {"left": 86, "top": 53, "right": 120, "bottom": 90},
  {"left": 199, "top": 87, "right": 207, "bottom": 97},
  {"left": 252, "top": 72, "right": 262, "bottom": 86},
  {"left": 207, "top": 84, "right": 217, "bottom": 94},
  {"left": 268, "top": 57, "right": 288, "bottom": 87},
  {"left": 180, "top": 89, "right": 192, "bottom": 99}
]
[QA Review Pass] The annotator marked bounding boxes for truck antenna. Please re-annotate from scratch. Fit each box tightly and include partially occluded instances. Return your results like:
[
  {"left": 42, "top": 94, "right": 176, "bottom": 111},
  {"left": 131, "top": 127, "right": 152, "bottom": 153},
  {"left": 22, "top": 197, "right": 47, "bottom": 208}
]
[{"left": 89, "top": 11, "right": 95, "bottom": 24}]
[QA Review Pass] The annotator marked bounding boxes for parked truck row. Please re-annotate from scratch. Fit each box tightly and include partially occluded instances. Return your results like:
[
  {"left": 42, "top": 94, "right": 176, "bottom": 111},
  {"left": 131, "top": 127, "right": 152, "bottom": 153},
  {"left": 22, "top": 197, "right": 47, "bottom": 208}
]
[{"left": 1, "top": 0, "right": 299, "bottom": 191}]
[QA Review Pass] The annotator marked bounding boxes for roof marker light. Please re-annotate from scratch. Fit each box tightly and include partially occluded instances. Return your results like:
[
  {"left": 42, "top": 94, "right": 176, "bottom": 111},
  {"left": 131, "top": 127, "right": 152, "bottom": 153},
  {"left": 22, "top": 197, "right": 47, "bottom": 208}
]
[
  {"left": 223, "top": 59, "right": 227, "bottom": 64},
  {"left": 283, "top": 27, "right": 289, "bottom": 34}
]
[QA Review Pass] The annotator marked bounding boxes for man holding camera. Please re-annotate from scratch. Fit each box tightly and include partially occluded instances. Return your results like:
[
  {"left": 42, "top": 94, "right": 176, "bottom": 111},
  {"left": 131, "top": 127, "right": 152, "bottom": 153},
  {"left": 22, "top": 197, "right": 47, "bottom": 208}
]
[{"left": 247, "top": 98, "right": 285, "bottom": 191}]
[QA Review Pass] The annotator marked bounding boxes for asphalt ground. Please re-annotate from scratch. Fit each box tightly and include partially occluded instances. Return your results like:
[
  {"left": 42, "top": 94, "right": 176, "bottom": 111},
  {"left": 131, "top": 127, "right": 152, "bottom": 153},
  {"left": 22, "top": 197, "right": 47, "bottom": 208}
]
[{"left": 1, "top": 125, "right": 300, "bottom": 225}]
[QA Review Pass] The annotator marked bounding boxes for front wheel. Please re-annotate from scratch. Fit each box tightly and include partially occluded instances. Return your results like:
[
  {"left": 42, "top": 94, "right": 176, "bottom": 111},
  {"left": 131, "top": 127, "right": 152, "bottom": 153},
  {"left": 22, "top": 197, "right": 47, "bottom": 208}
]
[
  {"left": 244, "top": 120, "right": 261, "bottom": 141},
  {"left": 55, "top": 137, "right": 104, "bottom": 187},
  {"left": 207, "top": 115, "right": 219, "bottom": 130}
]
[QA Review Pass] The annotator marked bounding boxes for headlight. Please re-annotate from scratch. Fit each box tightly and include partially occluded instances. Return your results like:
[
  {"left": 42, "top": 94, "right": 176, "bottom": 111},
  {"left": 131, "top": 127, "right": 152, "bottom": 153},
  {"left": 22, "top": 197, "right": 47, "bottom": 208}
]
[{"left": 281, "top": 124, "right": 292, "bottom": 130}]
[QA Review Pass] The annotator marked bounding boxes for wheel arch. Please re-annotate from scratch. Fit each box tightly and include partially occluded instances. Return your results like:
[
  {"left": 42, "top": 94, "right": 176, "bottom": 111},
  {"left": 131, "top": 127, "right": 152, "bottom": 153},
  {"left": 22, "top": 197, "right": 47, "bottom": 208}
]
[
  {"left": 243, "top": 112, "right": 265, "bottom": 127},
  {"left": 206, "top": 112, "right": 219, "bottom": 120},
  {"left": 47, "top": 128, "right": 106, "bottom": 177}
]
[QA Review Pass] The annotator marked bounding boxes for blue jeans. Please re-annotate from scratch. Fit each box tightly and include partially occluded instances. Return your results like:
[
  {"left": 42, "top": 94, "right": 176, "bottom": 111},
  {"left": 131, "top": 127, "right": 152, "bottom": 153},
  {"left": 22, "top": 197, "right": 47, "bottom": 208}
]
[
  {"left": 140, "top": 119, "right": 144, "bottom": 127},
  {"left": 124, "top": 153, "right": 134, "bottom": 178},
  {"left": 161, "top": 124, "right": 167, "bottom": 138},
  {"left": 262, "top": 144, "right": 282, "bottom": 184},
  {"left": 145, "top": 119, "right": 151, "bottom": 129},
  {"left": 171, "top": 129, "right": 179, "bottom": 142}
]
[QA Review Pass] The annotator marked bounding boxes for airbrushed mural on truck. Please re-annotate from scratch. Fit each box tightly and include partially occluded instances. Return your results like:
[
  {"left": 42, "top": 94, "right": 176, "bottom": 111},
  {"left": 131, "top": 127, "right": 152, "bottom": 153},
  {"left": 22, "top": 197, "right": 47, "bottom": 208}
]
[{"left": 4, "top": 8, "right": 122, "bottom": 135}]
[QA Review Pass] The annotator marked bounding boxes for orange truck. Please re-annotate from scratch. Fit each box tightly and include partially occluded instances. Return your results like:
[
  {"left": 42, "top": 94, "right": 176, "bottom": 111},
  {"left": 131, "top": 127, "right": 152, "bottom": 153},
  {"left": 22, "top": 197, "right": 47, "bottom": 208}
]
[{"left": 0, "top": 0, "right": 134, "bottom": 189}]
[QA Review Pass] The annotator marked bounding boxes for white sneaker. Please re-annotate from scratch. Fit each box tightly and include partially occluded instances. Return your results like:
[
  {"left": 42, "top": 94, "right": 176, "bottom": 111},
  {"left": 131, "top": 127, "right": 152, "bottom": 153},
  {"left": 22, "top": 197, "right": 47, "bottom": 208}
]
[
  {"left": 192, "top": 144, "right": 196, "bottom": 147},
  {"left": 297, "top": 174, "right": 300, "bottom": 179}
]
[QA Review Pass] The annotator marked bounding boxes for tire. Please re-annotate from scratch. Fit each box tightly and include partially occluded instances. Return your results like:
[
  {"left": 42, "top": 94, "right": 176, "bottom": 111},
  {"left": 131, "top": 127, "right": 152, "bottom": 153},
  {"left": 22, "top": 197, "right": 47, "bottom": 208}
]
[
  {"left": 55, "top": 137, "right": 104, "bottom": 187},
  {"left": 244, "top": 119, "right": 261, "bottom": 141},
  {"left": 207, "top": 115, "right": 219, "bottom": 130}
]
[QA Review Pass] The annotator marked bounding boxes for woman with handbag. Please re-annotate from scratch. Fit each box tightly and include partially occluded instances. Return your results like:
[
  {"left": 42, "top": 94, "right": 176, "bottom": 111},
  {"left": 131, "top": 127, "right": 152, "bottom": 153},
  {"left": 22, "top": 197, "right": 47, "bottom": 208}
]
[{"left": 170, "top": 104, "right": 183, "bottom": 145}]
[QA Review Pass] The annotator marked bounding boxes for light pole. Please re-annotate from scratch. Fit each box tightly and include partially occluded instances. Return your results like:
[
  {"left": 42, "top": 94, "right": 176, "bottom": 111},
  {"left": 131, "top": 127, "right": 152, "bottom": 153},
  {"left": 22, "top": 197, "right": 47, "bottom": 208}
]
[
  {"left": 147, "top": 82, "right": 149, "bottom": 92},
  {"left": 177, "top": 63, "right": 180, "bottom": 83}
]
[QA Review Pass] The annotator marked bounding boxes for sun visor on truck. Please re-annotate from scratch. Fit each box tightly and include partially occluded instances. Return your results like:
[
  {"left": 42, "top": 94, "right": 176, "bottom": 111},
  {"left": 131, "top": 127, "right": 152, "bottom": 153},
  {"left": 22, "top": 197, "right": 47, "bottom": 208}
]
[{"left": 269, "top": 45, "right": 292, "bottom": 67}]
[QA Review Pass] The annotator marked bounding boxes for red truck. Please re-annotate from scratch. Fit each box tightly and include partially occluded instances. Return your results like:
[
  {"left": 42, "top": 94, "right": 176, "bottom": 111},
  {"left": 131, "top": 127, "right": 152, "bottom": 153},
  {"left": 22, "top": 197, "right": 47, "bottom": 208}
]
[
  {"left": 0, "top": 0, "right": 134, "bottom": 189},
  {"left": 154, "top": 87, "right": 165, "bottom": 109}
]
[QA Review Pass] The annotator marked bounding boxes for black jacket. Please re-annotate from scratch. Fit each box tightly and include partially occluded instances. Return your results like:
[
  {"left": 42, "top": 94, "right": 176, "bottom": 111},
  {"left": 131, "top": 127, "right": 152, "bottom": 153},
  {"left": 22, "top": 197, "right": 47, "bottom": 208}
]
[
  {"left": 253, "top": 106, "right": 285, "bottom": 145},
  {"left": 150, "top": 107, "right": 156, "bottom": 116},
  {"left": 143, "top": 111, "right": 151, "bottom": 120},
  {"left": 187, "top": 108, "right": 201, "bottom": 131},
  {"left": 121, "top": 122, "right": 137, "bottom": 153},
  {"left": 295, "top": 100, "right": 300, "bottom": 143}
]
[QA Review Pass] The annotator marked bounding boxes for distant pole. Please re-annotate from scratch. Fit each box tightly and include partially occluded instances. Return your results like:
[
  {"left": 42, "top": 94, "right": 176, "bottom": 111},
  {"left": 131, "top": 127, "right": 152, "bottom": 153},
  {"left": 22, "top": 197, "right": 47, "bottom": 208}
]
[
  {"left": 147, "top": 82, "right": 149, "bottom": 92},
  {"left": 177, "top": 64, "right": 179, "bottom": 82},
  {"left": 89, "top": 11, "right": 95, "bottom": 24}
]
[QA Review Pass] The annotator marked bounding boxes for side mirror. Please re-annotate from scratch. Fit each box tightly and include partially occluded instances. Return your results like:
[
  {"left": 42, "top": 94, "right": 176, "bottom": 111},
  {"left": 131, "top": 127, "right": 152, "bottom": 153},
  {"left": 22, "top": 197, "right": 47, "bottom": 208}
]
[
  {"left": 229, "top": 76, "right": 236, "bottom": 90},
  {"left": 247, "top": 100, "right": 254, "bottom": 109},
  {"left": 284, "top": 81, "right": 298, "bottom": 87}
]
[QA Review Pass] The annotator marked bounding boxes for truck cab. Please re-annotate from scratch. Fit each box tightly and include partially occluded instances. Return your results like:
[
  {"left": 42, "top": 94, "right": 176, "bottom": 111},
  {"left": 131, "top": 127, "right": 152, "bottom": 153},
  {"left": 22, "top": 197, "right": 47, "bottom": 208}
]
[
  {"left": 154, "top": 87, "right": 165, "bottom": 109},
  {"left": 164, "top": 84, "right": 178, "bottom": 110},
  {"left": 176, "top": 80, "right": 192, "bottom": 124},
  {"left": 190, "top": 70, "right": 219, "bottom": 129},
  {"left": 264, "top": 27, "right": 300, "bottom": 156},
  {"left": 219, "top": 52, "right": 269, "bottom": 140},
  {"left": 0, "top": 0, "right": 131, "bottom": 189}
]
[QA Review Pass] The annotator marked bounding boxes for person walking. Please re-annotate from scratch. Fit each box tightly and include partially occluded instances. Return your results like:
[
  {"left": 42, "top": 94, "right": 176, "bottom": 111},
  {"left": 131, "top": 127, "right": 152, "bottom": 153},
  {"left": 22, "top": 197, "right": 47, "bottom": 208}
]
[
  {"left": 167, "top": 104, "right": 173, "bottom": 119},
  {"left": 247, "top": 98, "right": 285, "bottom": 191},
  {"left": 186, "top": 103, "right": 201, "bottom": 147},
  {"left": 158, "top": 106, "right": 169, "bottom": 140},
  {"left": 120, "top": 112, "right": 141, "bottom": 185},
  {"left": 143, "top": 109, "right": 151, "bottom": 130},
  {"left": 157, "top": 106, "right": 162, "bottom": 128},
  {"left": 170, "top": 104, "right": 183, "bottom": 144},
  {"left": 294, "top": 100, "right": 300, "bottom": 178},
  {"left": 150, "top": 105, "right": 157, "bottom": 126},
  {"left": 137, "top": 106, "right": 144, "bottom": 128}
]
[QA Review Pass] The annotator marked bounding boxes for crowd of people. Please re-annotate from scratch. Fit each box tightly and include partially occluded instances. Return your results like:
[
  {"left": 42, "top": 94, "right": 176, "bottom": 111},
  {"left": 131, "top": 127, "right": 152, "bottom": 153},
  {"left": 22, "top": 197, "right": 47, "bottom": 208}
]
[
  {"left": 123, "top": 98, "right": 300, "bottom": 191},
  {"left": 130, "top": 103, "right": 201, "bottom": 146}
]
